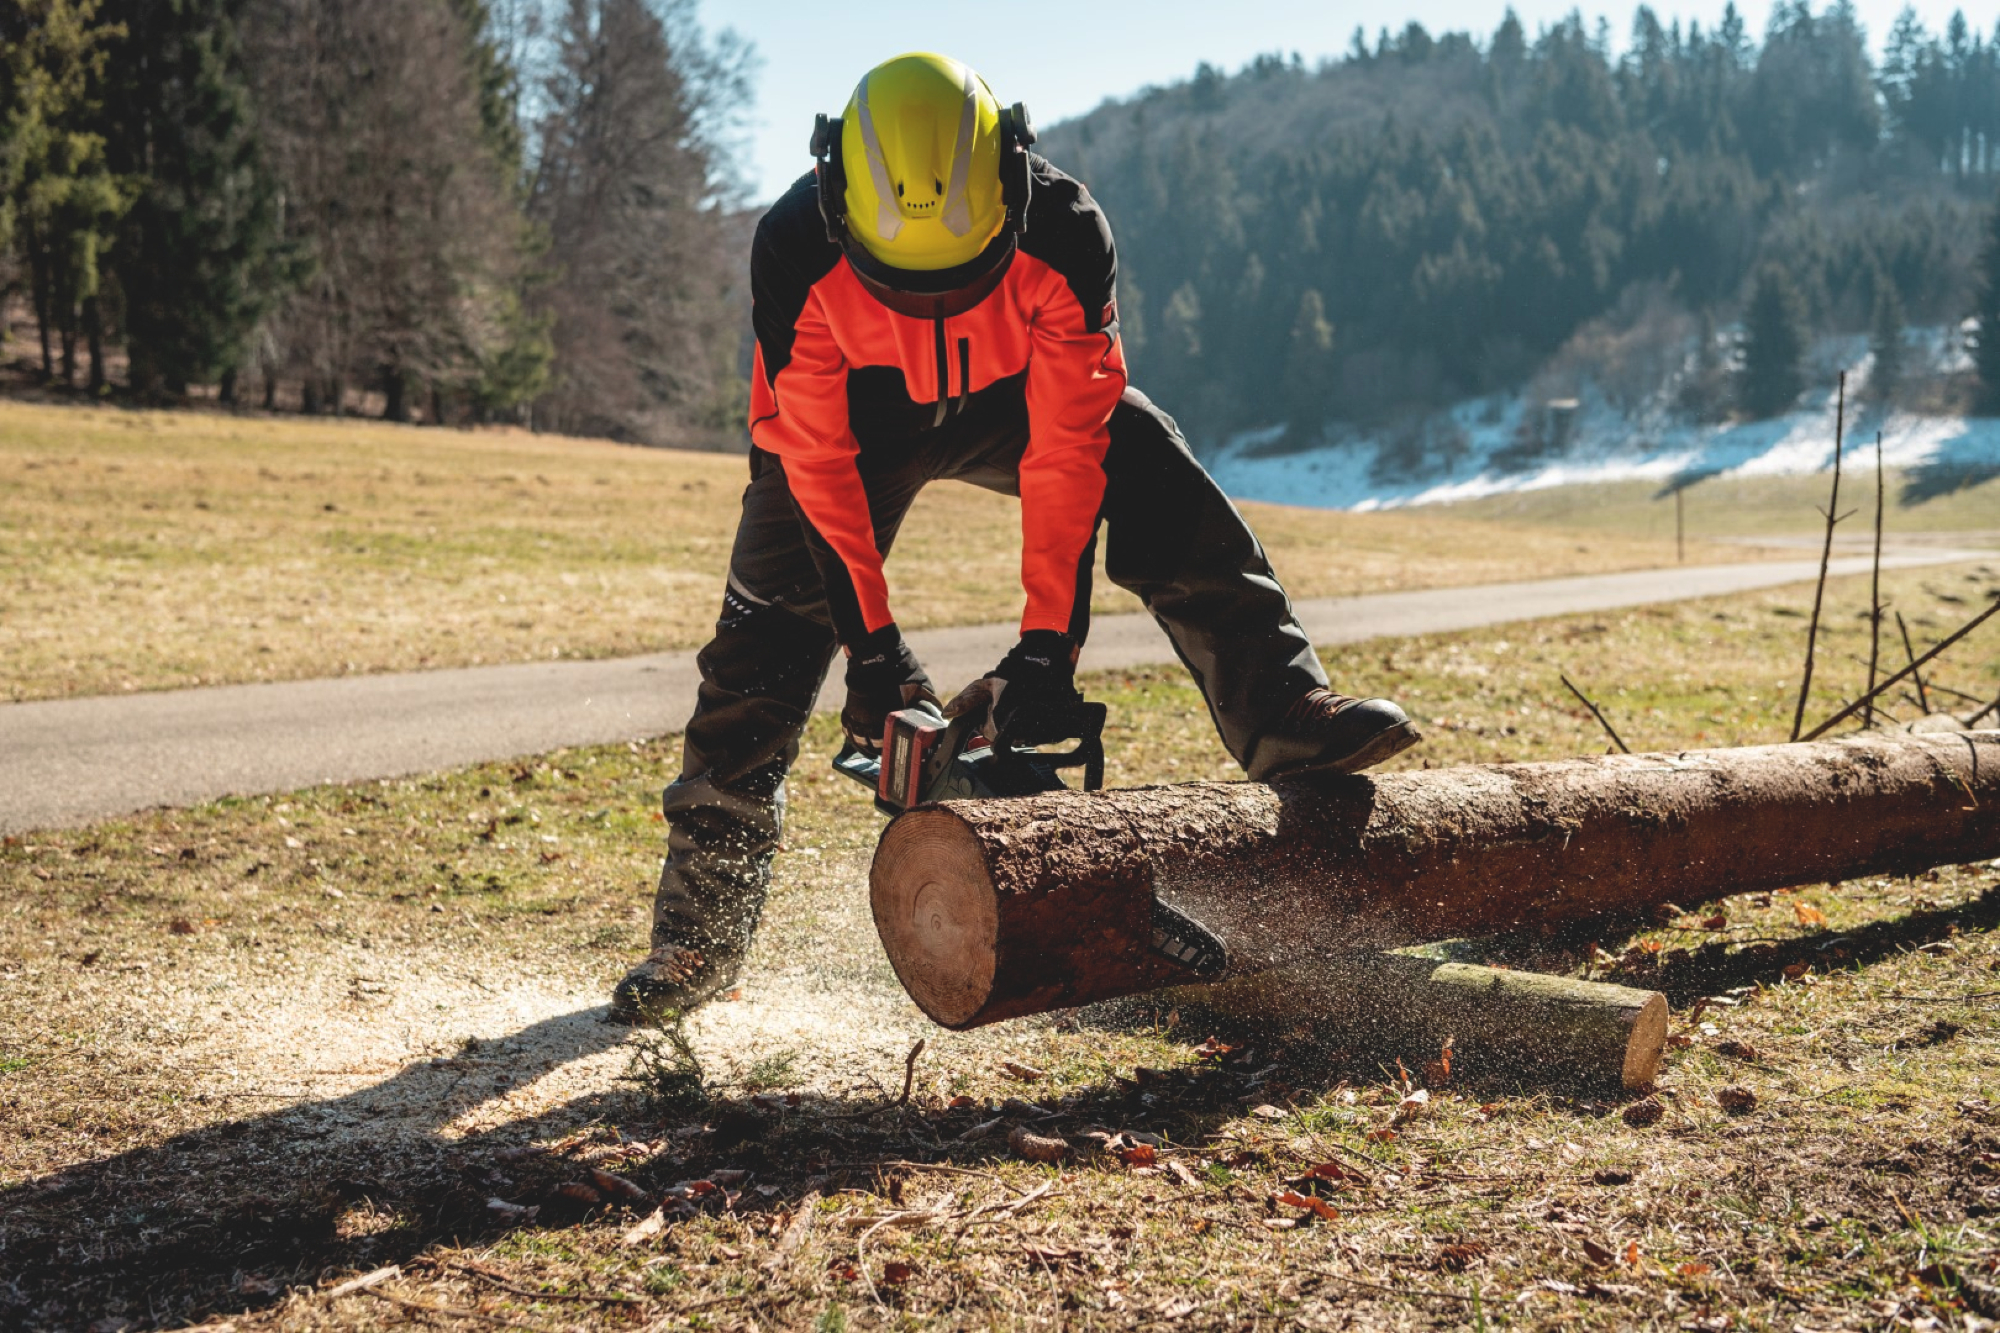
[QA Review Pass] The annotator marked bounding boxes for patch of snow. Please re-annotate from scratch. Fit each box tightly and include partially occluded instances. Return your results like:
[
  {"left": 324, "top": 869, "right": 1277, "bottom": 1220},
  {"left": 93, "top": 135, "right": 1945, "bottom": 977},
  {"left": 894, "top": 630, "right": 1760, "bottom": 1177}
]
[{"left": 1206, "top": 329, "right": 1997, "bottom": 511}]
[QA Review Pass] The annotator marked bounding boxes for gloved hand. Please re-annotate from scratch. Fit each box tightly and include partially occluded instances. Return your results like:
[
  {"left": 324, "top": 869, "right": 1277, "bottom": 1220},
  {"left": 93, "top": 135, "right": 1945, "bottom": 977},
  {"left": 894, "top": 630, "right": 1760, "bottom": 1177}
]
[
  {"left": 946, "top": 630, "right": 1081, "bottom": 745},
  {"left": 841, "top": 623, "right": 938, "bottom": 756}
]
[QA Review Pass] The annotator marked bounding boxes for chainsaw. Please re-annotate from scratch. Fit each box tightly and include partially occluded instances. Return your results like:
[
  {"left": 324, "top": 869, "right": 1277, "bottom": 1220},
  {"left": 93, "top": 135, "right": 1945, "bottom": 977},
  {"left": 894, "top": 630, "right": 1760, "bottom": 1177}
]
[
  {"left": 832, "top": 695, "right": 1227, "bottom": 978},
  {"left": 832, "top": 697, "right": 1107, "bottom": 816}
]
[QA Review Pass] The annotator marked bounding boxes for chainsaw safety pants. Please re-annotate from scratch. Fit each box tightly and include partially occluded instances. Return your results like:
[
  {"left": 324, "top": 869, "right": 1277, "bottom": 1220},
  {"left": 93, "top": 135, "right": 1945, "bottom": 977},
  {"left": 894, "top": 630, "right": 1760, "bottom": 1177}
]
[{"left": 646, "top": 384, "right": 1327, "bottom": 957}]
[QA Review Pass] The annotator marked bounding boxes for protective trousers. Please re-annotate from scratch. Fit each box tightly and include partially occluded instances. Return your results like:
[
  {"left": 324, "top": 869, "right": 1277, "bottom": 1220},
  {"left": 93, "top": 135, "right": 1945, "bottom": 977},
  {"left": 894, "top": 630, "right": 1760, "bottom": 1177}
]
[{"left": 649, "top": 384, "right": 1329, "bottom": 957}]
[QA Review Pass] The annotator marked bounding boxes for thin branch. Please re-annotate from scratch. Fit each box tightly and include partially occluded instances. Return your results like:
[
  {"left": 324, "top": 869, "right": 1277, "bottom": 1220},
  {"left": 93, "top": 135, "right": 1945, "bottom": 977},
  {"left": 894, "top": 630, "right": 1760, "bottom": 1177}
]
[
  {"left": 823, "top": 1039, "right": 926, "bottom": 1120},
  {"left": 1967, "top": 689, "right": 2000, "bottom": 728},
  {"left": 1560, "top": 672, "right": 1631, "bottom": 754},
  {"left": 1896, "top": 611, "right": 1932, "bottom": 713},
  {"left": 1867, "top": 431, "right": 1884, "bottom": 730},
  {"left": 1793, "top": 371, "right": 1846, "bottom": 742},
  {"left": 1801, "top": 595, "right": 2000, "bottom": 740}
]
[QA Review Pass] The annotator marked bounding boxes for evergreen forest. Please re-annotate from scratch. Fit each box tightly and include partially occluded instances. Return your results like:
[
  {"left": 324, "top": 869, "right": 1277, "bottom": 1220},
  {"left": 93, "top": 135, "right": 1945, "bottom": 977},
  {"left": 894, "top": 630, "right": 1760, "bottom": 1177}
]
[
  {"left": 1042, "top": 2, "right": 2000, "bottom": 446},
  {"left": 0, "top": 0, "right": 752, "bottom": 445}
]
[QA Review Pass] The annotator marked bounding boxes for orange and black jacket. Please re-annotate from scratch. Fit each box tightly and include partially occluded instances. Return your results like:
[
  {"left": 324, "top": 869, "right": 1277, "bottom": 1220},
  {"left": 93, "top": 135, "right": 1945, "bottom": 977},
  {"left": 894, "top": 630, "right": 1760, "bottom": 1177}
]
[{"left": 748, "top": 155, "right": 1128, "bottom": 649}]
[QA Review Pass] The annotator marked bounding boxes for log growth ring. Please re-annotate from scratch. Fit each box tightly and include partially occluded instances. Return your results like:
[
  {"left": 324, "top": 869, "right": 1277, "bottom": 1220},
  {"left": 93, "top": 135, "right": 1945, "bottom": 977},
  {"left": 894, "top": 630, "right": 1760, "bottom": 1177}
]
[{"left": 869, "top": 808, "right": 997, "bottom": 1027}]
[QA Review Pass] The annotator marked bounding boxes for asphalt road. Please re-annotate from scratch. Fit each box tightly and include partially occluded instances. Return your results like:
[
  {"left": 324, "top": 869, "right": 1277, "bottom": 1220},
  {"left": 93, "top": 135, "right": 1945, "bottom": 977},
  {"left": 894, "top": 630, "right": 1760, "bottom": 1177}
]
[{"left": 3, "top": 550, "right": 1988, "bottom": 834}]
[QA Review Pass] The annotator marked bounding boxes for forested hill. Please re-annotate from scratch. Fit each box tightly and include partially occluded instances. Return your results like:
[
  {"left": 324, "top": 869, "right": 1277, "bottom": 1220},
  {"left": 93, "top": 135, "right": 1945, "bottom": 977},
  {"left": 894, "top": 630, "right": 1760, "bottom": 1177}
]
[{"left": 1039, "top": 3, "right": 2000, "bottom": 447}]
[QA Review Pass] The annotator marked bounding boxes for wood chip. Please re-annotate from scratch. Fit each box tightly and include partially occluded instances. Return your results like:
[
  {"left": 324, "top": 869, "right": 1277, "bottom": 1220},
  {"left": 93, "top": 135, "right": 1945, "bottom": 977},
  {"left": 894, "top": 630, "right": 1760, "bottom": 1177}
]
[{"left": 325, "top": 1265, "right": 400, "bottom": 1299}]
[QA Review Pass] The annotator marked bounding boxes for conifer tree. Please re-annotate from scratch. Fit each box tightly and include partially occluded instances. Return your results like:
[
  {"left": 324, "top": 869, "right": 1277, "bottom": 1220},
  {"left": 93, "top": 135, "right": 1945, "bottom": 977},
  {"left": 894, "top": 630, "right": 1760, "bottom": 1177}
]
[
  {"left": 1282, "top": 288, "right": 1335, "bottom": 436},
  {"left": 1869, "top": 278, "right": 1906, "bottom": 403},
  {"left": 1974, "top": 195, "right": 2000, "bottom": 413},
  {"left": 99, "top": 0, "right": 282, "bottom": 394},
  {"left": 1738, "top": 265, "right": 1808, "bottom": 418}
]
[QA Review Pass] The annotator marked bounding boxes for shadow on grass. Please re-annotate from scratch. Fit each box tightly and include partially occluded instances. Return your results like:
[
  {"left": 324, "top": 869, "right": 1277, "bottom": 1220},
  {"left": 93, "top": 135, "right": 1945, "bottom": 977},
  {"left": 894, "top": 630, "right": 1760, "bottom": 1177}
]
[{"left": 8, "top": 883, "right": 1995, "bottom": 1328}]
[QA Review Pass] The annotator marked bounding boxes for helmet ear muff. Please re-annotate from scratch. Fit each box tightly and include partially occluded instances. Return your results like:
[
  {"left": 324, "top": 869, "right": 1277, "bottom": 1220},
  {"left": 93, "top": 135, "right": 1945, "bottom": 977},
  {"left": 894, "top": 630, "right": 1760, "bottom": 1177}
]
[
  {"left": 997, "top": 102, "right": 1035, "bottom": 235},
  {"left": 812, "top": 112, "right": 848, "bottom": 245}
]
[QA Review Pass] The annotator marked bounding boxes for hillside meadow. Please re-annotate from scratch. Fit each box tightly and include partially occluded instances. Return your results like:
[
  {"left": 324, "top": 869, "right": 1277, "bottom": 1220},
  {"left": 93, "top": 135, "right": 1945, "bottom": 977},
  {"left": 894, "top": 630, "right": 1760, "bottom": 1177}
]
[{"left": 0, "top": 402, "right": 1774, "bottom": 702}]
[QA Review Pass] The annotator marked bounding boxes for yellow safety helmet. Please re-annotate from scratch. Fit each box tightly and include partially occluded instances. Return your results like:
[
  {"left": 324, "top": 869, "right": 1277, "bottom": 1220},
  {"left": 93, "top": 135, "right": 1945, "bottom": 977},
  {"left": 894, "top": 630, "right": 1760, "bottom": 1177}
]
[{"left": 812, "top": 53, "right": 1036, "bottom": 277}]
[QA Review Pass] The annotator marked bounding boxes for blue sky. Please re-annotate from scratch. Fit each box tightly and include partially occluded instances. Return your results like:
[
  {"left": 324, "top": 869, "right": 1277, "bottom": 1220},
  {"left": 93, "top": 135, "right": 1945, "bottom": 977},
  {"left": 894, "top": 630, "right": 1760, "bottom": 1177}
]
[{"left": 697, "top": 0, "right": 1980, "bottom": 204}]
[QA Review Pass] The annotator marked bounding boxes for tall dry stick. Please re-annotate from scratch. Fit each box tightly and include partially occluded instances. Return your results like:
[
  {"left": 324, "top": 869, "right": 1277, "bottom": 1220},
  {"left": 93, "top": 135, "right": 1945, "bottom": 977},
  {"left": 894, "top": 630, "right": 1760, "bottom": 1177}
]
[
  {"left": 1866, "top": 430, "right": 1884, "bottom": 729},
  {"left": 1791, "top": 371, "right": 1847, "bottom": 742}
]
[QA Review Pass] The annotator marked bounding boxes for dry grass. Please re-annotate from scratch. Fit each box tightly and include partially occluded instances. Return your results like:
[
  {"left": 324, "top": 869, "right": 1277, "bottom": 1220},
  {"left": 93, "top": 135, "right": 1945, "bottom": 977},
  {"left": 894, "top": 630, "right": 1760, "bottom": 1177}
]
[
  {"left": 5, "top": 562, "right": 2000, "bottom": 1329},
  {"left": 0, "top": 400, "right": 1771, "bottom": 702}
]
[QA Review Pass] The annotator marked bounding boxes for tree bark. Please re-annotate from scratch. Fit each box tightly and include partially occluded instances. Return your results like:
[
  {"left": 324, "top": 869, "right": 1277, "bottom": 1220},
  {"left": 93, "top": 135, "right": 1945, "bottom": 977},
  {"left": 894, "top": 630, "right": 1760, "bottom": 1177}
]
[
  {"left": 1194, "top": 950, "right": 1668, "bottom": 1091},
  {"left": 871, "top": 732, "right": 2000, "bottom": 1029},
  {"left": 84, "top": 297, "right": 106, "bottom": 395}
]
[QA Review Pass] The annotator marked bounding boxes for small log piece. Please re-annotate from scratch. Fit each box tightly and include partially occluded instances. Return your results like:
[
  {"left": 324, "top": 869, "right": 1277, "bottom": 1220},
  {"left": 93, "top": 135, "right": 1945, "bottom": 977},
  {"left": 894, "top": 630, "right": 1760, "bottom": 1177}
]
[
  {"left": 871, "top": 732, "right": 2000, "bottom": 1029},
  {"left": 1194, "top": 950, "right": 1669, "bottom": 1091}
]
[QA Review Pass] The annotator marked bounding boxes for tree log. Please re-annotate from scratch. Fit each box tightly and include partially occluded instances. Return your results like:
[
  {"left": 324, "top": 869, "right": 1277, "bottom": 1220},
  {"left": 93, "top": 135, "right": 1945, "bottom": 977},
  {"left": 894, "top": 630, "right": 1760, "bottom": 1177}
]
[
  {"left": 870, "top": 732, "right": 2000, "bottom": 1029},
  {"left": 1194, "top": 949, "right": 1669, "bottom": 1091}
]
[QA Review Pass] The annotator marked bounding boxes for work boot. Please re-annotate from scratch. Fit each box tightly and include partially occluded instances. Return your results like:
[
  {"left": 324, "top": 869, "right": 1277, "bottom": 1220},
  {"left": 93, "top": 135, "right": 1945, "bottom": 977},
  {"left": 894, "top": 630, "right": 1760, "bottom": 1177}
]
[
  {"left": 1265, "top": 689, "right": 1422, "bottom": 776},
  {"left": 609, "top": 940, "right": 742, "bottom": 1024}
]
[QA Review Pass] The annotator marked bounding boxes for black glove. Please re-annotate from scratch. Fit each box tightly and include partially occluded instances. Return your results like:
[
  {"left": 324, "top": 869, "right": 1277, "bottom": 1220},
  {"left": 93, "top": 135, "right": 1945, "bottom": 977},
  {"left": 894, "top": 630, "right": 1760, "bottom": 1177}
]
[
  {"left": 841, "top": 623, "right": 938, "bottom": 756},
  {"left": 985, "top": 630, "right": 1083, "bottom": 745}
]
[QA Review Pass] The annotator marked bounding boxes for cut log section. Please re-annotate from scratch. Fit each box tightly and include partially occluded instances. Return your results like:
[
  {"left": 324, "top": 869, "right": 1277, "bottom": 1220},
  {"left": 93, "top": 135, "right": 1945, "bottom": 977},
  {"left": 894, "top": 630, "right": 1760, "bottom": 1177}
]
[
  {"left": 871, "top": 731, "right": 2000, "bottom": 1029},
  {"left": 1196, "top": 950, "right": 1669, "bottom": 1091}
]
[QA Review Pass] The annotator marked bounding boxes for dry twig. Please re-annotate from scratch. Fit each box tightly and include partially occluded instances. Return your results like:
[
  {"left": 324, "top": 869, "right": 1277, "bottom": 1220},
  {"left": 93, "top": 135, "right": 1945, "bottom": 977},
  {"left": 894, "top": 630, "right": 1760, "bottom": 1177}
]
[
  {"left": 1559, "top": 672, "right": 1630, "bottom": 754},
  {"left": 1897, "top": 611, "right": 1932, "bottom": 713},
  {"left": 1801, "top": 596, "right": 2000, "bottom": 739},
  {"left": 1793, "top": 371, "right": 1847, "bottom": 742},
  {"left": 1867, "top": 431, "right": 1884, "bottom": 729}
]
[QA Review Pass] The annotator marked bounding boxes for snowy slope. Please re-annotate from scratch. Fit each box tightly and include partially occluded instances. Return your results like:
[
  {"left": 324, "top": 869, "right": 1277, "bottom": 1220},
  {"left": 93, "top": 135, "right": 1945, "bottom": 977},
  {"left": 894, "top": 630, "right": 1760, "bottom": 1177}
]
[{"left": 1205, "top": 331, "right": 1998, "bottom": 511}]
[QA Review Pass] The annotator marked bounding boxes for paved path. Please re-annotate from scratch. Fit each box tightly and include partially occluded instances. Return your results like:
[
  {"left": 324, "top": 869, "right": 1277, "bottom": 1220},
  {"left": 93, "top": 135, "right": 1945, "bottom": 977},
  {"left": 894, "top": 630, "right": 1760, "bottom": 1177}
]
[{"left": 3, "top": 550, "right": 1990, "bottom": 834}]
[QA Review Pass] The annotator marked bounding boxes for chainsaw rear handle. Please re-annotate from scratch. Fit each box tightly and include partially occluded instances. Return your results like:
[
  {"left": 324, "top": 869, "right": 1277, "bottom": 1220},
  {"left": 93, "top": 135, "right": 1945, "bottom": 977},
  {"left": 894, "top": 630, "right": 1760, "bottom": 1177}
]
[{"left": 991, "top": 700, "right": 1106, "bottom": 792}]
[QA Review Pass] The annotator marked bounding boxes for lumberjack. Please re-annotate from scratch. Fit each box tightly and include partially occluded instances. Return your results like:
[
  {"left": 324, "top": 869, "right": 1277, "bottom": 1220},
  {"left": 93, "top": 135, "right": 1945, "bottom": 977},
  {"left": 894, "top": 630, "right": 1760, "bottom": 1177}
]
[{"left": 611, "top": 52, "right": 1418, "bottom": 1021}]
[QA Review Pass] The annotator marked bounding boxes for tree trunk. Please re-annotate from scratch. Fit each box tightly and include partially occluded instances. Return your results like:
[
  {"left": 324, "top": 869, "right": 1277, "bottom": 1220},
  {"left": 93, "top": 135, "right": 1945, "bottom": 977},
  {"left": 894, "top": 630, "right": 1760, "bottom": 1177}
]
[
  {"left": 28, "top": 224, "right": 53, "bottom": 382},
  {"left": 430, "top": 383, "right": 445, "bottom": 426},
  {"left": 84, "top": 297, "right": 106, "bottom": 394},
  {"left": 1194, "top": 949, "right": 1668, "bottom": 1091},
  {"left": 301, "top": 378, "right": 321, "bottom": 415},
  {"left": 219, "top": 367, "right": 238, "bottom": 405},
  {"left": 871, "top": 732, "right": 2000, "bottom": 1029},
  {"left": 263, "top": 371, "right": 277, "bottom": 411},
  {"left": 382, "top": 367, "right": 406, "bottom": 422}
]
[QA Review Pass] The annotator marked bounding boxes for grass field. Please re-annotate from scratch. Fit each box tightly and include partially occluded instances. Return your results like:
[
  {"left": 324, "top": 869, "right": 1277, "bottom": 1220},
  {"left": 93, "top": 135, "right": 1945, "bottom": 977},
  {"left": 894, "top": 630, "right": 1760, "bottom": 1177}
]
[
  {"left": 5, "top": 560, "right": 1999, "bottom": 1330},
  {"left": 1438, "top": 467, "right": 2000, "bottom": 547},
  {"left": 0, "top": 402, "right": 1777, "bottom": 703}
]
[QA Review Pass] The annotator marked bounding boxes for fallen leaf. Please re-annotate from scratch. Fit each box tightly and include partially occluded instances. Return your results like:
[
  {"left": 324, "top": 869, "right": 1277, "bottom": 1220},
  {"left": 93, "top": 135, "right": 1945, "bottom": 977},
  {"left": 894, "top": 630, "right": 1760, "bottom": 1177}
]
[
  {"left": 1592, "top": 1168, "right": 1633, "bottom": 1185},
  {"left": 621, "top": 1209, "right": 665, "bottom": 1245},
  {"left": 1701, "top": 912, "right": 1728, "bottom": 930},
  {"left": 1119, "top": 1143, "right": 1157, "bottom": 1168},
  {"left": 1165, "top": 1159, "right": 1201, "bottom": 1187},
  {"left": 1260, "top": 1217, "right": 1298, "bottom": 1230},
  {"left": 1001, "top": 1060, "right": 1045, "bottom": 1081},
  {"left": 1021, "top": 1246, "right": 1085, "bottom": 1267},
  {"left": 590, "top": 1169, "right": 650, "bottom": 1203},
  {"left": 1538, "top": 1278, "right": 1581, "bottom": 1294},
  {"left": 1782, "top": 962, "right": 1809, "bottom": 980},
  {"left": 1714, "top": 1040, "right": 1760, "bottom": 1061},
  {"left": 826, "top": 1260, "right": 859, "bottom": 1281},
  {"left": 1716, "top": 1086, "right": 1757, "bottom": 1115},
  {"left": 1581, "top": 1237, "right": 1615, "bottom": 1265},
  {"left": 169, "top": 918, "right": 197, "bottom": 935},
  {"left": 1008, "top": 1124, "right": 1069, "bottom": 1162},
  {"left": 1794, "top": 902, "right": 1828, "bottom": 928},
  {"left": 1667, "top": 1034, "right": 1694, "bottom": 1049},
  {"left": 947, "top": 1095, "right": 976, "bottom": 1108},
  {"left": 1365, "top": 1129, "right": 1397, "bottom": 1143},
  {"left": 1676, "top": 1261, "right": 1713, "bottom": 1277},
  {"left": 1623, "top": 1240, "right": 1641, "bottom": 1266},
  {"left": 1193, "top": 1036, "right": 1235, "bottom": 1061},
  {"left": 1249, "top": 1104, "right": 1286, "bottom": 1120},
  {"left": 1393, "top": 1088, "right": 1430, "bottom": 1125},
  {"left": 1273, "top": 1191, "right": 1340, "bottom": 1222},
  {"left": 881, "top": 1261, "right": 918, "bottom": 1285},
  {"left": 555, "top": 1182, "right": 602, "bottom": 1204},
  {"left": 708, "top": 1169, "right": 748, "bottom": 1186},
  {"left": 1434, "top": 1242, "right": 1486, "bottom": 1271}
]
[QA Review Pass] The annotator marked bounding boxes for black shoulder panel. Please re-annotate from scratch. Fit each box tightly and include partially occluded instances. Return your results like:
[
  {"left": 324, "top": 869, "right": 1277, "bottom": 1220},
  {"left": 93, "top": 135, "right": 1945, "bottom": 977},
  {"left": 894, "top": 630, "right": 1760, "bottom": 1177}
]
[
  {"left": 752, "top": 171, "right": 845, "bottom": 386},
  {"left": 1017, "top": 156, "right": 1119, "bottom": 336}
]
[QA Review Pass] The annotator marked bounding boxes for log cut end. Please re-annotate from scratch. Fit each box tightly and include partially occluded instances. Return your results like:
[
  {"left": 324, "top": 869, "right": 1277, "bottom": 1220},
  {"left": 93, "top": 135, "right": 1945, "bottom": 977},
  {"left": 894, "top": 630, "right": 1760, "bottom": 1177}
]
[
  {"left": 1622, "top": 990, "right": 1670, "bottom": 1091},
  {"left": 869, "top": 808, "right": 998, "bottom": 1027}
]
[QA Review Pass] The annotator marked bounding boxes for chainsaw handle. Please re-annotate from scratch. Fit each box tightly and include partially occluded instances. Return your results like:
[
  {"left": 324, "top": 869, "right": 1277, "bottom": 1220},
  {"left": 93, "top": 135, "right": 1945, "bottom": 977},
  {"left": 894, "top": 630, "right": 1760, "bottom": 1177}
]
[{"left": 992, "top": 700, "right": 1107, "bottom": 792}]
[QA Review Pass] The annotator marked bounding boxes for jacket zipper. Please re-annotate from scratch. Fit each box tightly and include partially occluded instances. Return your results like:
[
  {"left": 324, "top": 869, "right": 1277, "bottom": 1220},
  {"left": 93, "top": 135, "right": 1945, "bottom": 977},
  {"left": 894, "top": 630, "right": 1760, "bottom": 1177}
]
[
  {"left": 931, "top": 305, "right": 949, "bottom": 428},
  {"left": 957, "top": 338, "right": 971, "bottom": 415}
]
